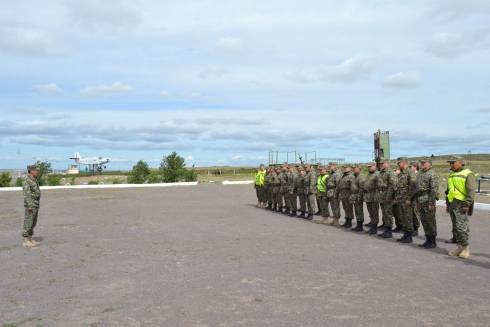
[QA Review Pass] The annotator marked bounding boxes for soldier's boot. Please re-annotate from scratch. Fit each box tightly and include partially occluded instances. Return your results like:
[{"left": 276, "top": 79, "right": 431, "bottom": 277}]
[
  {"left": 29, "top": 237, "right": 40, "bottom": 245},
  {"left": 306, "top": 214, "right": 314, "bottom": 220},
  {"left": 445, "top": 235, "right": 456, "bottom": 244},
  {"left": 400, "top": 233, "right": 413, "bottom": 244},
  {"left": 345, "top": 219, "right": 353, "bottom": 228},
  {"left": 332, "top": 218, "right": 340, "bottom": 226},
  {"left": 392, "top": 225, "right": 403, "bottom": 233},
  {"left": 379, "top": 229, "right": 392, "bottom": 239},
  {"left": 364, "top": 222, "right": 373, "bottom": 227},
  {"left": 420, "top": 236, "right": 436, "bottom": 248},
  {"left": 448, "top": 245, "right": 463, "bottom": 257},
  {"left": 458, "top": 245, "right": 470, "bottom": 259},
  {"left": 352, "top": 222, "right": 363, "bottom": 232},
  {"left": 367, "top": 225, "right": 377, "bottom": 235},
  {"left": 277, "top": 206, "right": 282, "bottom": 213},
  {"left": 22, "top": 237, "right": 37, "bottom": 248},
  {"left": 341, "top": 219, "right": 350, "bottom": 228},
  {"left": 289, "top": 210, "right": 296, "bottom": 217},
  {"left": 299, "top": 211, "right": 306, "bottom": 218}
]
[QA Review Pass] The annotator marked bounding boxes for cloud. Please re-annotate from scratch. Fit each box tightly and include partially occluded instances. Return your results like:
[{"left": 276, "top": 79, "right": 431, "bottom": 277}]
[
  {"left": 216, "top": 36, "right": 242, "bottom": 53},
  {"left": 198, "top": 66, "right": 228, "bottom": 79},
  {"left": 383, "top": 72, "right": 422, "bottom": 88},
  {"left": 0, "top": 27, "right": 53, "bottom": 56},
  {"left": 159, "top": 90, "right": 172, "bottom": 98},
  {"left": 81, "top": 82, "right": 133, "bottom": 96},
  {"left": 427, "top": 30, "right": 490, "bottom": 58},
  {"left": 33, "top": 83, "right": 63, "bottom": 95},
  {"left": 231, "top": 155, "right": 244, "bottom": 161},
  {"left": 431, "top": 0, "right": 490, "bottom": 20}
]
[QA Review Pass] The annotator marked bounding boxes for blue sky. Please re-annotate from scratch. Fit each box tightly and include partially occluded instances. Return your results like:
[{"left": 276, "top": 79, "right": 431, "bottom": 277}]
[{"left": 1, "top": 0, "right": 489, "bottom": 170}]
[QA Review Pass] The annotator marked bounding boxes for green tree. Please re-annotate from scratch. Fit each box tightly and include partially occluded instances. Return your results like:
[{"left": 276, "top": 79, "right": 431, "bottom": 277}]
[
  {"left": 147, "top": 171, "right": 162, "bottom": 184},
  {"left": 0, "top": 172, "right": 12, "bottom": 187},
  {"left": 15, "top": 177, "right": 23, "bottom": 187},
  {"left": 47, "top": 175, "right": 62, "bottom": 186},
  {"left": 160, "top": 152, "right": 187, "bottom": 182},
  {"left": 128, "top": 160, "right": 151, "bottom": 184},
  {"left": 34, "top": 160, "right": 52, "bottom": 186}
]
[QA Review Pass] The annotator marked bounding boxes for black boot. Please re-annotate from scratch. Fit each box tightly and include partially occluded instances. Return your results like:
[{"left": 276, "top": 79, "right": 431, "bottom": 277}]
[
  {"left": 277, "top": 206, "right": 282, "bottom": 213},
  {"left": 306, "top": 214, "right": 314, "bottom": 220},
  {"left": 364, "top": 222, "right": 373, "bottom": 227},
  {"left": 299, "top": 211, "right": 306, "bottom": 218},
  {"left": 352, "top": 222, "right": 363, "bottom": 232},
  {"left": 341, "top": 219, "right": 351, "bottom": 228},
  {"left": 400, "top": 233, "right": 413, "bottom": 244},
  {"left": 289, "top": 210, "right": 296, "bottom": 217},
  {"left": 427, "top": 235, "right": 437, "bottom": 248},
  {"left": 379, "top": 228, "right": 392, "bottom": 238},
  {"left": 397, "top": 232, "right": 409, "bottom": 242},
  {"left": 367, "top": 225, "right": 378, "bottom": 235},
  {"left": 445, "top": 235, "right": 456, "bottom": 244},
  {"left": 392, "top": 225, "right": 403, "bottom": 233}
]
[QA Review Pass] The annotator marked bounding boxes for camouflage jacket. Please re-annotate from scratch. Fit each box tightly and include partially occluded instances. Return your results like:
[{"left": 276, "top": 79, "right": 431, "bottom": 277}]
[
  {"left": 336, "top": 172, "right": 355, "bottom": 200},
  {"left": 395, "top": 168, "right": 417, "bottom": 203},
  {"left": 305, "top": 170, "right": 317, "bottom": 194},
  {"left": 270, "top": 172, "right": 280, "bottom": 193},
  {"left": 278, "top": 172, "right": 288, "bottom": 193},
  {"left": 264, "top": 173, "right": 272, "bottom": 190},
  {"left": 295, "top": 174, "right": 307, "bottom": 195},
  {"left": 326, "top": 168, "right": 342, "bottom": 197},
  {"left": 414, "top": 168, "right": 439, "bottom": 204},
  {"left": 349, "top": 173, "right": 366, "bottom": 204},
  {"left": 23, "top": 174, "right": 41, "bottom": 208},
  {"left": 377, "top": 168, "right": 397, "bottom": 203},
  {"left": 287, "top": 171, "right": 298, "bottom": 193},
  {"left": 363, "top": 171, "right": 379, "bottom": 203}
]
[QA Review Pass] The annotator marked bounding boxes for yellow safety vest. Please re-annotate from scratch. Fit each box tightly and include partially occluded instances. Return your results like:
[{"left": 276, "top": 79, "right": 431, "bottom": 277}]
[
  {"left": 255, "top": 170, "right": 266, "bottom": 186},
  {"left": 447, "top": 168, "right": 472, "bottom": 203},
  {"left": 317, "top": 174, "right": 328, "bottom": 193}
]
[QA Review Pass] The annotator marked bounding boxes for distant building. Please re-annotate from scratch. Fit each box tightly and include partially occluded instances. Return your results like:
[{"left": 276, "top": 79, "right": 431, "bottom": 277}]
[{"left": 67, "top": 165, "right": 79, "bottom": 175}]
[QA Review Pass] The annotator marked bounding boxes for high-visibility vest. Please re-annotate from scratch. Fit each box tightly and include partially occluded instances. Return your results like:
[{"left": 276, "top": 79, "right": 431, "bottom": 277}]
[
  {"left": 317, "top": 174, "right": 328, "bottom": 193},
  {"left": 447, "top": 168, "right": 473, "bottom": 203},
  {"left": 255, "top": 170, "right": 266, "bottom": 186}
]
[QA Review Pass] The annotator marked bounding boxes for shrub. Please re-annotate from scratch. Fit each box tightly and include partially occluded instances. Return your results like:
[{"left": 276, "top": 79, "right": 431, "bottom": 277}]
[
  {"left": 0, "top": 172, "right": 12, "bottom": 187},
  {"left": 111, "top": 178, "right": 123, "bottom": 184},
  {"left": 88, "top": 180, "right": 99, "bottom": 185},
  {"left": 15, "top": 177, "right": 23, "bottom": 187},
  {"left": 147, "top": 171, "right": 162, "bottom": 184},
  {"left": 159, "top": 152, "right": 197, "bottom": 182},
  {"left": 47, "top": 175, "right": 62, "bottom": 186},
  {"left": 128, "top": 160, "right": 150, "bottom": 184}
]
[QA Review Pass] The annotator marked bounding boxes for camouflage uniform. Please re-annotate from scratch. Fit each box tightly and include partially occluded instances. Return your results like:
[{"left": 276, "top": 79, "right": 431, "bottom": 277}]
[
  {"left": 326, "top": 168, "right": 342, "bottom": 219},
  {"left": 364, "top": 170, "right": 380, "bottom": 226},
  {"left": 270, "top": 171, "right": 281, "bottom": 210},
  {"left": 337, "top": 170, "right": 355, "bottom": 224},
  {"left": 305, "top": 169, "right": 317, "bottom": 217},
  {"left": 447, "top": 168, "right": 475, "bottom": 247},
  {"left": 296, "top": 171, "right": 307, "bottom": 216},
  {"left": 278, "top": 171, "right": 288, "bottom": 211},
  {"left": 350, "top": 171, "right": 365, "bottom": 224},
  {"left": 395, "top": 167, "right": 417, "bottom": 233},
  {"left": 414, "top": 166, "right": 439, "bottom": 237},
  {"left": 264, "top": 171, "right": 272, "bottom": 208},
  {"left": 287, "top": 169, "right": 298, "bottom": 214},
  {"left": 377, "top": 167, "right": 397, "bottom": 229},
  {"left": 22, "top": 174, "right": 41, "bottom": 238}
]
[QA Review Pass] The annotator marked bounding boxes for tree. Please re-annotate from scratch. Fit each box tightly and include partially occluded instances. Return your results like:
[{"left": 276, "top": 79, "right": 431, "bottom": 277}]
[
  {"left": 128, "top": 160, "right": 151, "bottom": 184},
  {"left": 34, "top": 160, "right": 52, "bottom": 186},
  {"left": 47, "top": 175, "right": 62, "bottom": 186},
  {"left": 160, "top": 152, "right": 187, "bottom": 182},
  {"left": 0, "top": 172, "right": 12, "bottom": 187},
  {"left": 15, "top": 177, "right": 23, "bottom": 187},
  {"left": 147, "top": 171, "right": 162, "bottom": 184}
]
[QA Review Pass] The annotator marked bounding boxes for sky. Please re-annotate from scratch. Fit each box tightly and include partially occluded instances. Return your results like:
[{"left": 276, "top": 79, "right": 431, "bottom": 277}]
[{"left": 0, "top": 0, "right": 489, "bottom": 170}]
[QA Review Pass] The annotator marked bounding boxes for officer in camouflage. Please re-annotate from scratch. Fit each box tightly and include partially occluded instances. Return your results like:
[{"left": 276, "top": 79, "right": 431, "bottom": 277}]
[
  {"left": 377, "top": 161, "right": 397, "bottom": 239},
  {"left": 264, "top": 167, "right": 273, "bottom": 210},
  {"left": 446, "top": 156, "right": 475, "bottom": 259},
  {"left": 413, "top": 157, "right": 439, "bottom": 248},
  {"left": 279, "top": 166, "right": 289, "bottom": 214},
  {"left": 305, "top": 165, "right": 317, "bottom": 220},
  {"left": 410, "top": 161, "right": 421, "bottom": 235},
  {"left": 392, "top": 167, "right": 404, "bottom": 233},
  {"left": 296, "top": 167, "right": 308, "bottom": 218},
  {"left": 22, "top": 165, "right": 42, "bottom": 248},
  {"left": 326, "top": 162, "right": 342, "bottom": 226},
  {"left": 364, "top": 162, "right": 380, "bottom": 234},
  {"left": 287, "top": 165, "right": 299, "bottom": 217},
  {"left": 394, "top": 157, "right": 417, "bottom": 244},
  {"left": 350, "top": 165, "right": 365, "bottom": 232},
  {"left": 337, "top": 165, "right": 355, "bottom": 228}
]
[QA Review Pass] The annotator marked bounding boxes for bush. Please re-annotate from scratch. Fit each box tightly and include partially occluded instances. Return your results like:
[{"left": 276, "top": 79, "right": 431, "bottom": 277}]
[
  {"left": 47, "top": 175, "right": 62, "bottom": 186},
  {"left": 70, "top": 176, "right": 76, "bottom": 185},
  {"left": 147, "top": 171, "right": 162, "bottom": 184},
  {"left": 0, "top": 172, "right": 12, "bottom": 187},
  {"left": 15, "top": 177, "right": 23, "bottom": 187},
  {"left": 160, "top": 152, "right": 197, "bottom": 182},
  {"left": 88, "top": 180, "right": 99, "bottom": 185},
  {"left": 111, "top": 178, "right": 123, "bottom": 184},
  {"left": 128, "top": 160, "right": 151, "bottom": 184},
  {"left": 33, "top": 160, "right": 52, "bottom": 186},
  {"left": 183, "top": 169, "right": 198, "bottom": 182}
]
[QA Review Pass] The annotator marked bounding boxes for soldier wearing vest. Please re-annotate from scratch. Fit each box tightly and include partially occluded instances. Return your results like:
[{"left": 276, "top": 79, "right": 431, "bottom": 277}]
[
  {"left": 254, "top": 165, "right": 267, "bottom": 208},
  {"left": 22, "top": 165, "right": 42, "bottom": 248},
  {"left": 446, "top": 156, "right": 475, "bottom": 259},
  {"left": 394, "top": 157, "right": 417, "bottom": 243},
  {"left": 350, "top": 165, "right": 365, "bottom": 232},
  {"left": 336, "top": 165, "right": 355, "bottom": 228},
  {"left": 326, "top": 162, "right": 343, "bottom": 226},
  {"left": 377, "top": 161, "right": 398, "bottom": 239},
  {"left": 317, "top": 167, "right": 330, "bottom": 224},
  {"left": 413, "top": 157, "right": 439, "bottom": 248},
  {"left": 296, "top": 167, "right": 308, "bottom": 218},
  {"left": 305, "top": 165, "right": 317, "bottom": 220},
  {"left": 364, "top": 162, "right": 380, "bottom": 235},
  {"left": 287, "top": 165, "right": 299, "bottom": 217}
]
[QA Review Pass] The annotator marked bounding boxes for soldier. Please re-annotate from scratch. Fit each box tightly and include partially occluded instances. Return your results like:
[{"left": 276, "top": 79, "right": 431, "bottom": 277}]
[
  {"left": 410, "top": 161, "right": 421, "bottom": 235},
  {"left": 395, "top": 157, "right": 417, "bottom": 243},
  {"left": 296, "top": 167, "right": 308, "bottom": 218},
  {"left": 305, "top": 165, "right": 317, "bottom": 220},
  {"left": 287, "top": 165, "right": 299, "bottom": 217},
  {"left": 392, "top": 168, "right": 404, "bottom": 233},
  {"left": 364, "top": 162, "right": 380, "bottom": 234},
  {"left": 336, "top": 165, "right": 355, "bottom": 228},
  {"left": 254, "top": 164, "right": 266, "bottom": 208},
  {"left": 317, "top": 167, "right": 330, "bottom": 224},
  {"left": 377, "top": 161, "right": 397, "bottom": 238},
  {"left": 279, "top": 166, "right": 289, "bottom": 214},
  {"left": 326, "top": 162, "right": 343, "bottom": 226},
  {"left": 446, "top": 156, "right": 475, "bottom": 259},
  {"left": 264, "top": 168, "right": 273, "bottom": 210},
  {"left": 22, "top": 165, "right": 41, "bottom": 248},
  {"left": 350, "top": 165, "right": 365, "bottom": 232},
  {"left": 413, "top": 157, "right": 439, "bottom": 248}
]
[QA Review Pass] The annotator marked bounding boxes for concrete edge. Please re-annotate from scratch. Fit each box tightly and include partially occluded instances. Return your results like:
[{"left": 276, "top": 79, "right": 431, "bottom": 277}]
[
  {"left": 222, "top": 180, "right": 254, "bottom": 185},
  {"left": 0, "top": 182, "right": 199, "bottom": 192}
]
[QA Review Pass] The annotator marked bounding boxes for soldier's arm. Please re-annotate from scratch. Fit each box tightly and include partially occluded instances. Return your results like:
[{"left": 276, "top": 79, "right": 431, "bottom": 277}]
[
  {"left": 464, "top": 173, "right": 476, "bottom": 207},
  {"left": 23, "top": 179, "right": 36, "bottom": 208},
  {"left": 429, "top": 172, "right": 439, "bottom": 203}
]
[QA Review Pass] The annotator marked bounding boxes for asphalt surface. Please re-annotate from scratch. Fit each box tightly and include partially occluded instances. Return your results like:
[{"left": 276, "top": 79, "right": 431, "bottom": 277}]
[{"left": 1, "top": 184, "right": 489, "bottom": 327}]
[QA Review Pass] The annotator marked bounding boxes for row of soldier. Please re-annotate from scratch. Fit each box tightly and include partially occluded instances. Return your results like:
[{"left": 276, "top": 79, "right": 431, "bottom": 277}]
[{"left": 254, "top": 156, "right": 475, "bottom": 259}]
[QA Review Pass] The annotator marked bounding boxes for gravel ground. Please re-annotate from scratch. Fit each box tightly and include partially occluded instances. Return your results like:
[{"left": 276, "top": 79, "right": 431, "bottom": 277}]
[{"left": 1, "top": 184, "right": 489, "bottom": 327}]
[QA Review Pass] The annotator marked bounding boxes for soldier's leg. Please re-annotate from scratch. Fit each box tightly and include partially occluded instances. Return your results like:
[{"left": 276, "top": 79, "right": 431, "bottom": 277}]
[
  {"left": 453, "top": 202, "right": 469, "bottom": 247},
  {"left": 412, "top": 204, "right": 420, "bottom": 232},
  {"left": 320, "top": 195, "right": 329, "bottom": 217},
  {"left": 381, "top": 202, "right": 393, "bottom": 229},
  {"left": 418, "top": 203, "right": 437, "bottom": 247},
  {"left": 333, "top": 197, "right": 341, "bottom": 218},
  {"left": 393, "top": 204, "right": 403, "bottom": 231},
  {"left": 308, "top": 194, "right": 317, "bottom": 216},
  {"left": 22, "top": 208, "right": 35, "bottom": 238},
  {"left": 299, "top": 195, "right": 307, "bottom": 217},
  {"left": 290, "top": 194, "right": 298, "bottom": 214},
  {"left": 354, "top": 202, "right": 364, "bottom": 223}
]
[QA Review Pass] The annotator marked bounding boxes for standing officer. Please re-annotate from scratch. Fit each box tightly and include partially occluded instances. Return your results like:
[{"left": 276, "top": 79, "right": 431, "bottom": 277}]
[
  {"left": 279, "top": 166, "right": 289, "bottom": 214},
  {"left": 395, "top": 158, "right": 417, "bottom": 243},
  {"left": 287, "top": 165, "right": 299, "bottom": 217},
  {"left": 317, "top": 167, "right": 330, "bottom": 224},
  {"left": 413, "top": 157, "right": 439, "bottom": 248},
  {"left": 410, "top": 161, "right": 421, "bottom": 235},
  {"left": 22, "top": 165, "right": 41, "bottom": 248},
  {"left": 364, "top": 162, "right": 380, "bottom": 234},
  {"left": 296, "top": 167, "right": 308, "bottom": 218},
  {"left": 326, "top": 162, "right": 343, "bottom": 226},
  {"left": 254, "top": 164, "right": 266, "bottom": 208},
  {"left": 377, "top": 161, "right": 397, "bottom": 239},
  {"left": 446, "top": 156, "right": 475, "bottom": 259},
  {"left": 337, "top": 165, "right": 355, "bottom": 228},
  {"left": 350, "top": 165, "right": 365, "bottom": 232},
  {"left": 305, "top": 165, "right": 317, "bottom": 220},
  {"left": 392, "top": 168, "right": 404, "bottom": 233}
]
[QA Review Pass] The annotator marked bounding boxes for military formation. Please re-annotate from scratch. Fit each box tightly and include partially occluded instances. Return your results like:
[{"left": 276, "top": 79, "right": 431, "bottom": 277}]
[{"left": 254, "top": 156, "right": 475, "bottom": 259}]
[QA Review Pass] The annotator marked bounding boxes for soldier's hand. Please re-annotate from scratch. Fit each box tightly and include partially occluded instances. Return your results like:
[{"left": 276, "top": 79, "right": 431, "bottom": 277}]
[
  {"left": 27, "top": 208, "right": 33, "bottom": 212},
  {"left": 461, "top": 206, "right": 469, "bottom": 214}
]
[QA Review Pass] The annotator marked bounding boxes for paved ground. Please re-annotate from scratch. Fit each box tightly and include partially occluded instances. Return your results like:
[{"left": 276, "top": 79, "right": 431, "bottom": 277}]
[{"left": 1, "top": 184, "right": 489, "bottom": 327}]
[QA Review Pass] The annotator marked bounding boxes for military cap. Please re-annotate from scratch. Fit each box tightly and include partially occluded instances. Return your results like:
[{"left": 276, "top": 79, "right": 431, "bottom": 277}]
[
  {"left": 447, "top": 155, "right": 464, "bottom": 163},
  {"left": 366, "top": 161, "right": 377, "bottom": 167},
  {"left": 397, "top": 157, "right": 408, "bottom": 163},
  {"left": 419, "top": 157, "right": 432, "bottom": 164},
  {"left": 409, "top": 161, "right": 418, "bottom": 166}
]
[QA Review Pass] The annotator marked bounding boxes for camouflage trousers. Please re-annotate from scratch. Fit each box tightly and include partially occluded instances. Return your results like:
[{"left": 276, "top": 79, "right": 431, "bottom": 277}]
[
  {"left": 419, "top": 201, "right": 437, "bottom": 236},
  {"left": 327, "top": 196, "right": 341, "bottom": 218},
  {"left": 281, "top": 192, "right": 288, "bottom": 209},
  {"left": 23, "top": 207, "right": 39, "bottom": 238},
  {"left": 317, "top": 193, "right": 330, "bottom": 217},
  {"left": 307, "top": 194, "right": 317, "bottom": 215},
  {"left": 366, "top": 202, "right": 379, "bottom": 225},
  {"left": 380, "top": 202, "right": 394, "bottom": 228},
  {"left": 276, "top": 192, "right": 285, "bottom": 208},
  {"left": 448, "top": 200, "right": 470, "bottom": 246},
  {"left": 298, "top": 194, "right": 307, "bottom": 213},
  {"left": 412, "top": 204, "right": 421, "bottom": 230},
  {"left": 287, "top": 193, "right": 298, "bottom": 212},
  {"left": 393, "top": 203, "right": 403, "bottom": 228},
  {"left": 340, "top": 198, "right": 353, "bottom": 220},
  {"left": 396, "top": 201, "right": 414, "bottom": 233},
  {"left": 255, "top": 186, "right": 265, "bottom": 203},
  {"left": 352, "top": 202, "right": 364, "bottom": 223}
]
